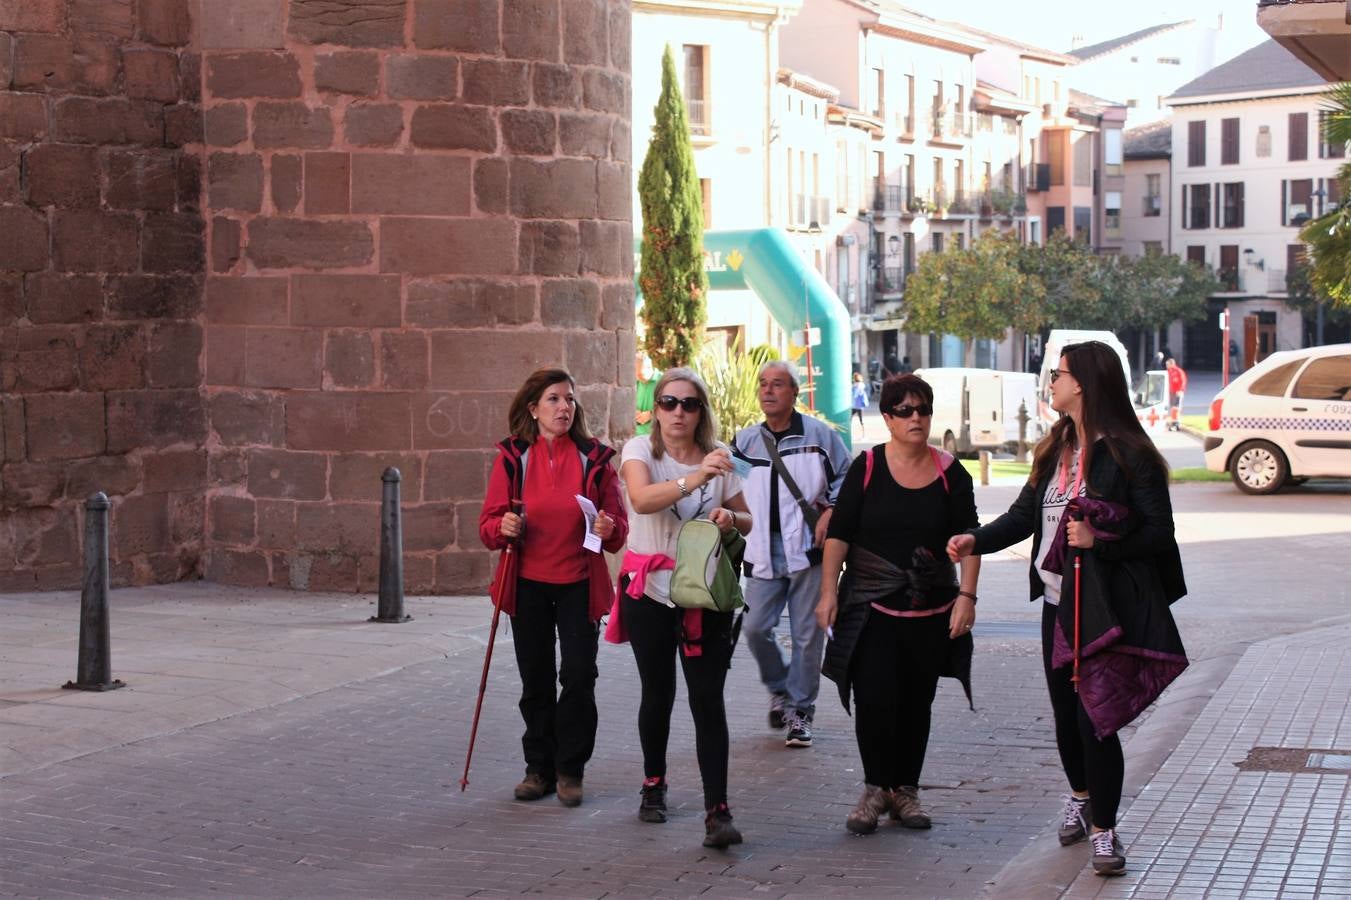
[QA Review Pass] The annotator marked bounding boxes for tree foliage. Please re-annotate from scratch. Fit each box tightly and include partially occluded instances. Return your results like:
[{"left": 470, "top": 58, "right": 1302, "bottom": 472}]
[
  {"left": 1109, "top": 250, "right": 1217, "bottom": 331},
  {"left": 1017, "top": 231, "right": 1109, "bottom": 328},
  {"left": 696, "top": 342, "right": 776, "bottom": 444},
  {"left": 1298, "top": 82, "right": 1351, "bottom": 311},
  {"left": 638, "top": 45, "right": 708, "bottom": 370}
]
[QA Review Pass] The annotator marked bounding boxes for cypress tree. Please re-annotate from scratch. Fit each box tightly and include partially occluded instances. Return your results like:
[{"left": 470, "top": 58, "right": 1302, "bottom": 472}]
[{"left": 638, "top": 45, "right": 707, "bottom": 370}]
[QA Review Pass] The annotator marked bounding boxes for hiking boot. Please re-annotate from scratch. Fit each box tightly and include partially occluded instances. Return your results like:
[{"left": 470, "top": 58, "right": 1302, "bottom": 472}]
[
  {"left": 556, "top": 774, "right": 583, "bottom": 808},
  {"left": 785, "top": 713, "right": 813, "bottom": 748},
  {"left": 768, "top": 693, "right": 788, "bottom": 730},
  {"left": 845, "top": 785, "right": 891, "bottom": 835},
  {"left": 1058, "top": 795, "right": 1091, "bottom": 846},
  {"left": 1090, "top": 828, "right": 1126, "bottom": 876},
  {"left": 703, "top": 803, "right": 743, "bottom": 849},
  {"left": 638, "top": 777, "right": 667, "bottom": 823},
  {"left": 513, "top": 772, "right": 555, "bottom": 802},
  {"left": 889, "top": 785, "right": 932, "bottom": 829}
]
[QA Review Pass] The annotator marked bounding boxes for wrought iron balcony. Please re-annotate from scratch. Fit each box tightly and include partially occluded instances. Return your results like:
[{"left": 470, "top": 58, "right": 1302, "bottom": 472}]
[
  {"left": 871, "top": 182, "right": 905, "bottom": 214},
  {"left": 686, "top": 97, "right": 710, "bottom": 136},
  {"left": 875, "top": 266, "right": 905, "bottom": 294}
]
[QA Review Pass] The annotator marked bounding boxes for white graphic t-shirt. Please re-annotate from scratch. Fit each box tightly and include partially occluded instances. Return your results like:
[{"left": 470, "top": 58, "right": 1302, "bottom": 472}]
[
  {"left": 1034, "top": 449, "right": 1087, "bottom": 606},
  {"left": 620, "top": 435, "right": 744, "bottom": 606}
]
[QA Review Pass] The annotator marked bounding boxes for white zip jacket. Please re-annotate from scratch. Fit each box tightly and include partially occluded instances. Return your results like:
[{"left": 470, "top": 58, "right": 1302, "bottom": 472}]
[{"left": 732, "top": 412, "right": 852, "bottom": 579}]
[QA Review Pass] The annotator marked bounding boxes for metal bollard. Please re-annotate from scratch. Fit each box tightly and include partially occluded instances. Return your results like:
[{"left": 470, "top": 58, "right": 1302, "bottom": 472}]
[
  {"left": 1015, "top": 400, "right": 1030, "bottom": 463},
  {"left": 370, "top": 467, "right": 411, "bottom": 623},
  {"left": 63, "top": 492, "right": 125, "bottom": 692},
  {"left": 979, "top": 450, "right": 991, "bottom": 486}
]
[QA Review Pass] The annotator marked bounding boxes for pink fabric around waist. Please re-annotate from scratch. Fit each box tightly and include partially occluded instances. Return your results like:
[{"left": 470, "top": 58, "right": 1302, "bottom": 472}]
[
  {"left": 869, "top": 598, "right": 955, "bottom": 619},
  {"left": 604, "top": 550, "right": 675, "bottom": 645}
]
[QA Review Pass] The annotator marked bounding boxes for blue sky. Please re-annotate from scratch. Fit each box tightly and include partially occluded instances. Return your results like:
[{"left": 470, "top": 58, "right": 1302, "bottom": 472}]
[{"left": 901, "top": 0, "right": 1269, "bottom": 63}]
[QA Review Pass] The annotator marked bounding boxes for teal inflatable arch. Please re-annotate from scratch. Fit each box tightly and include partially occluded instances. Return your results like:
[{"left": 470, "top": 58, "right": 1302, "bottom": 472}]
[{"left": 636, "top": 228, "right": 852, "bottom": 446}]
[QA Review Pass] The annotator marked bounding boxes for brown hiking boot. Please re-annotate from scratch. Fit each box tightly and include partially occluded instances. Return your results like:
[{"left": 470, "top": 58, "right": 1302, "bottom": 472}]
[
  {"left": 513, "top": 772, "right": 555, "bottom": 802},
  {"left": 845, "top": 785, "right": 891, "bottom": 835},
  {"left": 889, "top": 785, "right": 932, "bottom": 829},
  {"left": 702, "top": 803, "right": 743, "bottom": 849},
  {"left": 556, "top": 774, "right": 583, "bottom": 807}
]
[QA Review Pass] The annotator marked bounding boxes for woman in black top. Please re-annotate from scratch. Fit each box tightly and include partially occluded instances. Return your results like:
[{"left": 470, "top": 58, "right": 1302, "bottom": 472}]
[{"left": 817, "top": 374, "right": 981, "bottom": 835}]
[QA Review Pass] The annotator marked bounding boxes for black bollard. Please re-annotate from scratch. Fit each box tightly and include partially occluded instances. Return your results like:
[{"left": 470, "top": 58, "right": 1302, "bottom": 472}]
[
  {"left": 63, "top": 492, "right": 125, "bottom": 691},
  {"left": 370, "top": 467, "right": 411, "bottom": 623}
]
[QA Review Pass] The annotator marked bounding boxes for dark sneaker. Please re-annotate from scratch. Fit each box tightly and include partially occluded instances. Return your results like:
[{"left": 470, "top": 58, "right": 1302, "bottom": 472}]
[
  {"left": 768, "top": 693, "right": 788, "bottom": 730},
  {"left": 556, "top": 774, "right": 583, "bottom": 808},
  {"left": 513, "top": 772, "right": 556, "bottom": 802},
  {"left": 702, "top": 803, "right": 743, "bottom": 849},
  {"left": 1058, "top": 795, "right": 1091, "bottom": 846},
  {"left": 785, "top": 713, "right": 813, "bottom": 748},
  {"left": 845, "top": 785, "right": 890, "bottom": 835},
  {"left": 638, "top": 778, "right": 667, "bottom": 823},
  {"left": 1091, "top": 829, "right": 1126, "bottom": 876},
  {"left": 889, "top": 785, "right": 931, "bottom": 829}
]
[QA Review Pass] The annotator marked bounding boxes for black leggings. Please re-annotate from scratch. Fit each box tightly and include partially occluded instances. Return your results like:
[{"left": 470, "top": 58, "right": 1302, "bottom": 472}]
[
  {"left": 1042, "top": 601, "right": 1124, "bottom": 830},
  {"left": 851, "top": 408, "right": 865, "bottom": 427},
  {"left": 849, "top": 610, "right": 948, "bottom": 788},
  {"left": 622, "top": 593, "right": 734, "bottom": 810}
]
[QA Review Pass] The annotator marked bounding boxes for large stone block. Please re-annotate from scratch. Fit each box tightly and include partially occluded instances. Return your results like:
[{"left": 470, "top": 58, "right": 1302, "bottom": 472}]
[
  {"left": 434, "top": 548, "right": 491, "bottom": 593},
  {"left": 52, "top": 209, "right": 139, "bottom": 273},
  {"left": 205, "top": 276, "right": 288, "bottom": 325},
  {"left": 303, "top": 151, "right": 349, "bottom": 215},
  {"left": 123, "top": 48, "right": 179, "bottom": 102},
  {"left": 147, "top": 321, "right": 203, "bottom": 387},
  {"left": 204, "top": 103, "right": 249, "bottom": 147},
  {"left": 328, "top": 452, "right": 422, "bottom": 501},
  {"left": 112, "top": 493, "right": 170, "bottom": 558},
  {"left": 403, "top": 502, "right": 453, "bottom": 552},
  {"left": 79, "top": 324, "right": 147, "bottom": 391},
  {"left": 343, "top": 103, "right": 403, "bottom": 147},
  {"left": 176, "top": 152, "right": 201, "bottom": 209},
  {"left": 8, "top": 327, "right": 78, "bottom": 392},
  {"left": 244, "top": 327, "right": 323, "bottom": 389},
  {"left": 501, "top": 109, "right": 556, "bottom": 156},
  {"left": 142, "top": 448, "right": 206, "bottom": 492},
  {"left": 583, "top": 69, "right": 626, "bottom": 115},
  {"left": 386, "top": 54, "right": 457, "bottom": 100},
  {"left": 24, "top": 393, "right": 106, "bottom": 461},
  {"left": 247, "top": 218, "right": 374, "bottom": 269},
  {"left": 51, "top": 97, "right": 162, "bottom": 145},
  {"left": 0, "top": 93, "right": 48, "bottom": 141},
  {"left": 558, "top": 112, "right": 611, "bottom": 159},
  {"left": 412, "top": 391, "right": 512, "bottom": 451},
  {"left": 601, "top": 282, "right": 633, "bottom": 331},
  {"left": 12, "top": 506, "right": 78, "bottom": 567},
  {"left": 473, "top": 157, "right": 508, "bottom": 214},
  {"left": 12, "top": 34, "right": 76, "bottom": 92},
  {"left": 209, "top": 494, "right": 256, "bottom": 543},
  {"left": 461, "top": 59, "right": 529, "bottom": 106},
  {"left": 1, "top": 461, "right": 65, "bottom": 507},
  {"left": 289, "top": 0, "right": 407, "bottom": 48},
  {"left": 205, "top": 325, "right": 245, "bottom": 384},
  {"left": 531, "top": 63, "right": 581, "bottom": 109},
  {"left": 315, "top": 51, "right": 379, "bottom": 96},
  {"left": 206, "top": 52, "right": 301, "bottom": 98},
  {"left": 429, "top": 330, "right": 563, "bottom": 391},
  {"left": 286, "top": 392, "right": 412, "bottom": 451},
  {"left": 0, "top": 0, "right": 66, "bottom": 32},
  {"left": 209, "top": 390, "right": 286, "bottom": 445},
  {"left": 608, "top": 1, "right": 630, "bottom": 71},
  {"left": 0, "top": 273, "right": 18, "bottom": 325},
  {"left": 72, "top": 0, "right": 134, "bottom": 38},
  {"left": 270, "top": 153, "right": 302, "bottom": 212},
  {"left": 519, "top": 219, "right": 579, "bottom": 276},
  {"left": 565, "top": 330, "right": 616, "bottom": 385},
  {"left": 423, "top": 449, "right": 490, "bottom": 501},
  {"left": 0, "top": 142, "right": 16, "bottom": 201},
  {"left": 253, "top": 102, "right": 334, "bottom": 149},
  {"left": 65, "top": 454, "right": 141, "bottom": 498},
  {"left": 201, "top": 0, "right": 285, "bottom": 49},
  {"left": 106, "top": 389, "right": 206, "bottom": 452},
  {"left": 502, "top": 0, "right": 559, "bottom": 62},
  {"left": 563, "top": 0, "right": 608, "bottom": 66},
  {"left": 205, "top": 548, "right": 271, "bottom": 586},
  {"left": 0, "top": 204, "right": 51, "bottom": 271},
  {"left": 104, "top": 150, "right": 178, "bottom": 211},
  {"left": 107, "top": 275, "right": 202, "bottom": 319},
  {"left": 210, "top": 217, "right": 241, "bottom": 273},
  {"left": 350, "top": 153, "right": 469, "bottom": 215},
  {"left": 510, "top": 158, "right": 597, "bottom": 219},
  {"left": 379, "top": 217, "right": 515, "bottom": 275},
  {"left": 246, "top": 448, "right": 327, "bottom": 500},
  {"left": 409, "top": 105, "right": 495, "bottom": 152},
  {"left": 165, "top": 103, "right": 203, "bottom": 147},
  {"left": 405, "top": 279, "right": 536, "bottom": 328},
  {"left": 0, "top": 34, "right": 11, "bottom": 90},
  {"left": 25, "top": 143, "right": 100, "bottom": 207},
  {"left": 414, "top": 0, "right": 498, "bottom": 53},
  {"left": 139, "top": 0, "right": 193, "bottom": 46},
  {"left": 210, "top": 152, "right": 265, "bottom": 212},
  {"left": 256, "top": 499, "right": 295, "bottom": 547},
  {"left": 597, "top": 160, "right": 629, "bottom": 220},
  {"left": 379, "top": 330, "right": 428, "bottom": 390},
  {"left": 291, "top": 274, "right": 400, "bottom": 327},
  {"left": 540, "top": 279, "right": 599, "bottom": 329},
  {"left": 141, "top": 212, "right": 205, "bottom": 274},
  {"left": 324, "top": 330, "right": 374, "bottom": 387},
  {"left": 295, "top": 502, "right": 374, "bottom": 553},
  {"left": 1, "top": 397, "right": 24, "bottom": 460},
  {"left": 580, "top": 219, "right": 631, "bottom": 276}
]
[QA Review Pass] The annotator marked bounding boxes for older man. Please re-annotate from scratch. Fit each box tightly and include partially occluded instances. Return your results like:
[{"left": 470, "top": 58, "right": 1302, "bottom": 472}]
[{"left": 732, "top": 361, "right": 851, "bottom": 748}]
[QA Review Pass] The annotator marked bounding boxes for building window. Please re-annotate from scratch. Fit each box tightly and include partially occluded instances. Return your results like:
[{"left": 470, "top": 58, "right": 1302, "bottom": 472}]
[
  {"left": 1047, "top": 133, "right": 1065, "bottom": 186},
  {"left": 955, "top": 232, "right": 965, "bottom": 251},
  {"left": 701, "top": 178, "right": 712, "bottom": 228},
  {"left": 1320, "top": 110, "right": 1347, "bottom": 159},
  {"left": 870, "top": 67, "right": 884, "bottom": 118},
  {"left": 1105, "top": 191, "right": 1122, "bottom": 234},
  {"left": 1186, "top": 245, "right": 1205, "bottom": 267},
  {"left": 1183, "top": 183, "right": 1210, "bottom": 229},
  {"left": 931, "top": 231, "right": 944, "bottom": 253},
  {"left": 1256, "top": 125, "right": 1271, "bottom": 158},
  {"left": 903, "top": 74, "right": 915, "bottom": 134},
  {"left": 1144, "top": 173, "right": 1161, "bottom": 216},
  {"left": 1283, "top": 178, "right": 1313, "bottom": 225},
  {"left": 1104, "top": 129, "right": 1122, "bottom": 176},
  {"left": 683, "top": 45, "right": 710, "bottom": 136},
  {"left": 1219, "top": 245, "right": 1239, "bottom": 290},
  {"left": 903, "top": 232, "right": 915, "bottom": 275},
  {"left": 1220, "top": 182, "right": 1244, "bottom": 228},
  {"left": 1047, "top": 206, "right": 1066, "bottom": 235},
  {"left": 1288, "top": 112, "right": 1308, "bottom": 161},
  {"left": 1072, "top": 133, "right": 1092, "bottom": 186},
  {"left": 1073, "top": 206, "right": 1091, "bottom": 244},
  {"left": 1187, "top": 120, "right": 1206, "bottom": 167},
  {"left": 1143, "top": 241, "right": 1163, "bottom": 255},
  {"left": 1221, "top": 118, "right": 1239, "bottom": 165},
  {"left": 933, "top": 157, "right": 945, "bottom": 207}
]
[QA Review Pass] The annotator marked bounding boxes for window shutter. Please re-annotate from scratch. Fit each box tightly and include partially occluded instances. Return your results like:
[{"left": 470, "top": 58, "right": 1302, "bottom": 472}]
[
  {"left": 1289, "top": 113, "right": 1308, "bottom": 161},
  {"left": 1215, "top": 183, "right": 1221, "bottom": 228},
  {"left": 1237, "top": 182, "right": 1244, "bottom": 228},
  {"left": 1181, "top": 184, "right": 1189, "bottom": 229},
  {"left": 1280, "top": 179, "right": 1287, "bottom": 226}
]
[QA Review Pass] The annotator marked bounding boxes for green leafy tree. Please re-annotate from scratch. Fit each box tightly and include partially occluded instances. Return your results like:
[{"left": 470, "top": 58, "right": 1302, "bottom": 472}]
[
  {"left": 696, "top": 342, "right": 776, "bottom": 444},
  {"left": 1112, "top": 251, "right": 1216, "bottom": 333},
  {"left": 1017, "top": 231, "right": 1109, "bottom": 328},
  {"left": 902, "top": 230, "right": 1045, "bottom": 364},
  {"left": 638, "top": 45, "right": 707, "bottom": 369},
  {"left": 1285, "top": 260, "right": 1351, "bottom": 328},
  {"left": 1299, "top": 82, "right": 1351, "bottom": 310}
]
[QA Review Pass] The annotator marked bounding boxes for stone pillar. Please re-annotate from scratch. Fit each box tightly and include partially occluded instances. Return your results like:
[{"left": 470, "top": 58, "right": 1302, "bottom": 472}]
[{"left": 200, "top": 0, "right": 635, "bottom": 594}]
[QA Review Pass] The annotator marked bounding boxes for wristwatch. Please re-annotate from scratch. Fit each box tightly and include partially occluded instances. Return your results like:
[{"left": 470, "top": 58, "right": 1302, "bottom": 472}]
[{"left": 676, "top": 476, "right": 690, "bottom": 497}]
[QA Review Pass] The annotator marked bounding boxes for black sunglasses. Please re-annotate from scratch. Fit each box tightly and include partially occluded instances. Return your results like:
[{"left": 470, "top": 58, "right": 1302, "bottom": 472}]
[
  {"left": 656, "top": 395, "right": 703, "bottom": 413},
  {"left": 888, "top": 403, "right": 932, "bottom": 419},
  {"left": 1050, "top": 369, "right": 1072, "bottom": 384}
]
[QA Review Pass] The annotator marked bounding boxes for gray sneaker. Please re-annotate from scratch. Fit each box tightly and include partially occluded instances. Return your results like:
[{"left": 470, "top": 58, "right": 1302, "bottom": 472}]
[
  {"left": 889, "top": 785, "right": 931, "bottom": 829},
  {"left": 1090, "top": 828, "right": 1126, "bottom": 876},
  {"left": 785, "top": 713, "right": 813, "bottom": 748},
  {"left": 1058, "top": 795, "right": 1091, "bottom": 846}
]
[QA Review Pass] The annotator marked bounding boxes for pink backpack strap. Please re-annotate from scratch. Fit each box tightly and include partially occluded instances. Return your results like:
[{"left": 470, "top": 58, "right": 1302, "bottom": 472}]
[
  {"left": 863, "top": 444, "right": 876, "bottom": 490},
  {"left": 929, "top": 446, "right": 952, "bottom": 494}
]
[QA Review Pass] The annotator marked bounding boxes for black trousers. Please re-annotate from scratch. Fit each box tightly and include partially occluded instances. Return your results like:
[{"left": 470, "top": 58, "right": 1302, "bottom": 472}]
[
  {"left": 1042, "top": 601, "right": 1124, "bottom": 830},
  {"left": 622, "top": 593, "right": 734, "bottom": 810},
  {"left": 510, "top": 577, "right": 598, "bottom": 780},
  {"left": 849, "top": 609, "right": 949, "bottom": 788}
]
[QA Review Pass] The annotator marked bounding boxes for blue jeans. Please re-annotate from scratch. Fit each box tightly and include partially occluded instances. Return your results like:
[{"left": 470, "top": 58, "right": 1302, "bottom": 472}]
[{"left": 743, "top": 539, "right": 825, "bottom": 719}]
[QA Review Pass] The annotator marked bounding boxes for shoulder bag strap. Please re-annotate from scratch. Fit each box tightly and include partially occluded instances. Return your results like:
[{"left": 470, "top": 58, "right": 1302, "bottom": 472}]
[{"left": 760, "top": 426, "right": 820, "bottom": 530}]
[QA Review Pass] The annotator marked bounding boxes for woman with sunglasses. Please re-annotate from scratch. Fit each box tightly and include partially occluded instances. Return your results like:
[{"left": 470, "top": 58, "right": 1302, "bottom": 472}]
[
  {"left": 817, "top": 373, "right": 980, "bottom": 836},
  {"left": 947, "top": 342, "right": 1187, "bottom": 877},
  {"left": 478, "top": 368, "right": 629, "bottom": 808},
  {"left": 609, "top": 367, "right": 752, "bottom": 849}
]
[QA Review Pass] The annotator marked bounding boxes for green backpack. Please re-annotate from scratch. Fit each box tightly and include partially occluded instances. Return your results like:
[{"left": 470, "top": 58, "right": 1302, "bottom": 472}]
[{"left": 670, "top": 519, "right": 746, "bottom": 613}]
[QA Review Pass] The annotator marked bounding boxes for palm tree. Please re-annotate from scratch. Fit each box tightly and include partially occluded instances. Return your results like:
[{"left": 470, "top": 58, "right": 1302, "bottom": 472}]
[{"left": 1298, "top": 83, "right": 1351, "bottom": 314}]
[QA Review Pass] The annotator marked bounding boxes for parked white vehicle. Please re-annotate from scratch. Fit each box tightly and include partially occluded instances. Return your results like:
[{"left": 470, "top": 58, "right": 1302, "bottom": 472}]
[
  {"left": 915, "top": 367, "right": 1042, "bottom": 455},
  {"left": 1203, "top": 343, "right": 1351, "bottom": 494}
]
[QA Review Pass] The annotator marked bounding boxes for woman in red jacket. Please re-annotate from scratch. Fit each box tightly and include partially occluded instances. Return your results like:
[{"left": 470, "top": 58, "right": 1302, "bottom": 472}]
[{"left": 478, "top": 367, "right": 628, "bottom": 809}]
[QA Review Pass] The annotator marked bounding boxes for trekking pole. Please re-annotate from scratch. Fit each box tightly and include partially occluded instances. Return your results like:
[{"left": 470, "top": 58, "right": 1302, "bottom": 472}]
[
  {"left": 460, "top": 500, "right": 520, "bottom": 791},
  {"left": 1071, "top": 552, "right": 1082, "bottom": 693}
]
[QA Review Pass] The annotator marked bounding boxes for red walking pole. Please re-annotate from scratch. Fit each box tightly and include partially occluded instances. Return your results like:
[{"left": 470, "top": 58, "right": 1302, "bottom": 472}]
[
  {"left": 460, "top": 500, "right": 520, "bottom": 791},
  {"left": 1071, "top": 553, "right": 1082, "bottom": 693}
]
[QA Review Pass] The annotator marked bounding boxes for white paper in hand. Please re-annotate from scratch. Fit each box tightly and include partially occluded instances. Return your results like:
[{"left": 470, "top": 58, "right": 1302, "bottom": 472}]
[{"left": 575, "top": 495, "right": 603, "bottom": 553}]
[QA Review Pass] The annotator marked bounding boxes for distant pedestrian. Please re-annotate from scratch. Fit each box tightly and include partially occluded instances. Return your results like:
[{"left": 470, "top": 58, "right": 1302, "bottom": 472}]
[
  {"left": 898, "top": 355, "right": 914, "bottom": 375},
  {"left": 850, "top": 372, "right": 869, "bottom": 433},
  {"left": 947, "top": 341, "right": 1188, "bottom": 877},
  {"left": 478, "top": 368, "right": 629, "bottom": 808},
  {"left": 1165, "top": 358, "right": 1187, "bottom": 430},
  {"left": 609, "top": 367, "right": 752, "bottom": 849},
  {"left": 818, "top": 374, "right": 980, "bottom": 836},
  {"left": 883, "top": 351, "right": 902, "bottom": 378}
]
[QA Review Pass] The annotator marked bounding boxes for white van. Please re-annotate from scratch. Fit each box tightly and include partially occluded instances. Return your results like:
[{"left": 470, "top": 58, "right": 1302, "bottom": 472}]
[
  {"left": 1203, "top": 343, "right": 1351, "bottom": 494},
  {"left": 1037, "top": 330, "right": 1133, "bottom": 429},
  {"left": 915, "top": 367, "right": 1042, "bottom": 455}
]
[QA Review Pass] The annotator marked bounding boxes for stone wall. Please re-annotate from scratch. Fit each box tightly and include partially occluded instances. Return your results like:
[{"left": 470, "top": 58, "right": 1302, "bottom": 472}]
[
  {"left": 0, "top": 0, "right": 206, "bottom": 590},
  {"left": 1, "top": 0, "right": 635, "bottom": 596}
]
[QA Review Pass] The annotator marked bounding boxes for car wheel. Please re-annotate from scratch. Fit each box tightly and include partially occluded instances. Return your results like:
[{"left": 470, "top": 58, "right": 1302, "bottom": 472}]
[
  {"left": 943, "top": 431, "right": 957, "bottom": 454},
  {"left": 1230, "top": 441, "right": 1288, "bottom": 495}
]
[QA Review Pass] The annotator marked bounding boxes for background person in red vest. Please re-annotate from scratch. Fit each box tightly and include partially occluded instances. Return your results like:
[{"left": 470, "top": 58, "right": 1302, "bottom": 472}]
[{"left": 1165, "top": 358, "right": 1187, "bottom": 431}]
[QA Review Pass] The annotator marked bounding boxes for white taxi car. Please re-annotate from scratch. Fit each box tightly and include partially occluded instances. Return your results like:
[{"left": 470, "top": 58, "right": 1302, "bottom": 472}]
[{"left": 1204, "top": 343, "right": 1351, "bottom": 494}]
